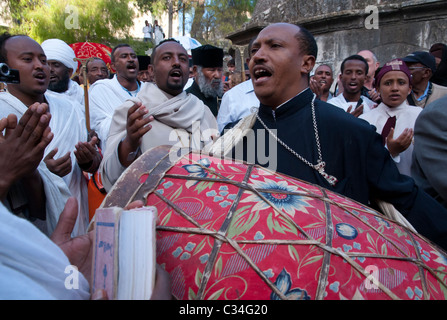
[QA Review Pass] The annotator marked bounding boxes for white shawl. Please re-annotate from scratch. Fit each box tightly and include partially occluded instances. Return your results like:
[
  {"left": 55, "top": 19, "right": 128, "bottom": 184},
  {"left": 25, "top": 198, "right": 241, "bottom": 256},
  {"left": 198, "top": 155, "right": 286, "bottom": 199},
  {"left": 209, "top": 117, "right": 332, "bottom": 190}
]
[
  {"left": 0, "top": 92, "right": 89, "bottom": 236},
  {"left": 100, "top": 82, "right": 218, "bottom": 191}
]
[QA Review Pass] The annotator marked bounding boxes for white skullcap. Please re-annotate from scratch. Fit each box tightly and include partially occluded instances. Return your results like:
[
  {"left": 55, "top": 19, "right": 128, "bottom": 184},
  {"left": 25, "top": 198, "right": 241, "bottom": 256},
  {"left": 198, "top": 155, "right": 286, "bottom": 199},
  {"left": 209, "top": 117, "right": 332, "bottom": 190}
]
[{"left": 41, "top": 39, "right": 77, "bottom": 76}]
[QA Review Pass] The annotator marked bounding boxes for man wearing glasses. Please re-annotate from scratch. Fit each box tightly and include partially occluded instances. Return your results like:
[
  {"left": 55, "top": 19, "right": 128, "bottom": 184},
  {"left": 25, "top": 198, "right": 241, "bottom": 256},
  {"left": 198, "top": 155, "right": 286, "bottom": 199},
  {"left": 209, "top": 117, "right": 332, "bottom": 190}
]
[{"left": 402, "top": 51, "right": 447, "bottom": 108}]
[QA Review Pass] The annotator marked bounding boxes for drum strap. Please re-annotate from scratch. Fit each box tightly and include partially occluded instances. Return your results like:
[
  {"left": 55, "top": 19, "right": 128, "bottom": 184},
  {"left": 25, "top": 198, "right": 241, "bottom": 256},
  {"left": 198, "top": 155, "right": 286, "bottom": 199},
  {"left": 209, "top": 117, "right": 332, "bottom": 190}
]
[{"left": 208, "top": 108, "right": 258, "bottom": 158}]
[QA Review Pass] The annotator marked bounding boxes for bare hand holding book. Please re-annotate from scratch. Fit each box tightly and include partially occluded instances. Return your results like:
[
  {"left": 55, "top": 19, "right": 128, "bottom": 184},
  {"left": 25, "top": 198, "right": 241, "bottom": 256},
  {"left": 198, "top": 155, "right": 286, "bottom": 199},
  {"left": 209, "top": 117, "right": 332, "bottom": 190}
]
[{"left": 91, "top": 206, "right": 157, "bottom": 300}]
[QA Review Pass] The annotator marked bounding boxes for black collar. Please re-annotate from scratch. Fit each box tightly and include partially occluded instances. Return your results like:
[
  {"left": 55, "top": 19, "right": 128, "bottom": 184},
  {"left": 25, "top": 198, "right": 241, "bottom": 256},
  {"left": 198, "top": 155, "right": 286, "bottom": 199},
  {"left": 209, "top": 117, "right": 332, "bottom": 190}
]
[{"left": 258, "top": 88, "right": 314, "bottom": 121}]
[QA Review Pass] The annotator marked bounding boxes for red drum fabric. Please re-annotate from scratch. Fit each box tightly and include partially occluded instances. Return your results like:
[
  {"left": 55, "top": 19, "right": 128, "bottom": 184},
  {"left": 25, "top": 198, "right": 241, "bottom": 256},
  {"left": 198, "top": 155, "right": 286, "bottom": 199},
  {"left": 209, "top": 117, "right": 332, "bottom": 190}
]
[{"left": 103, "top": 147, "right": 447, "bottom": 300}]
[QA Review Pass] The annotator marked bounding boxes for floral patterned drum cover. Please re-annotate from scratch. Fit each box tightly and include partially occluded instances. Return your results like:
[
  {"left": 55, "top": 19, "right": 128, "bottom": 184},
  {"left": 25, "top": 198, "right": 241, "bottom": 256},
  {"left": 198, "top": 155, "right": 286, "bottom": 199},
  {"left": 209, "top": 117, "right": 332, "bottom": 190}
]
[{"left": 103, "top": 146, "right": 447, "bottom": 300}]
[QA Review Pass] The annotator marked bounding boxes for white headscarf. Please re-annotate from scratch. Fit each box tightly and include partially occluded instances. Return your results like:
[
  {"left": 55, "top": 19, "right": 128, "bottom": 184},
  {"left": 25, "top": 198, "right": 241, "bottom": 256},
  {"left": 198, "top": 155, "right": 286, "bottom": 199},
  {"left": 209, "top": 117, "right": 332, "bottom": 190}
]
[{"left": 41, "top": 39, "right": 78, "bottom": 77}]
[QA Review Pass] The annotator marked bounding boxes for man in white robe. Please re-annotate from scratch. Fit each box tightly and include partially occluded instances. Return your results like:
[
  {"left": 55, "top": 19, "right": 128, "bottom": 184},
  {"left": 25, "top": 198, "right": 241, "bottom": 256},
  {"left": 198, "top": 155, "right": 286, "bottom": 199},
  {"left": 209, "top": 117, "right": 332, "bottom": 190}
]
[
  {"left": 100, "top": 39, "right": 218, "bottom": 191},
  {"left": 328, "top": 55, "right": 376, "bottom": 117},
  {"left": 89, "top": 44, "right": 143, "bottom": 151},
  {"left": 41, "top": 38, "right": 85, "bottom": 114},
  {"left": 1, "top": 92, "right": 91, "bottom": 236},
  {"left": 0, "top": 34, "right": 99, "bottom": 236},
  {"left": 154, "top": 20, "right": 165, "bottom": 46}
]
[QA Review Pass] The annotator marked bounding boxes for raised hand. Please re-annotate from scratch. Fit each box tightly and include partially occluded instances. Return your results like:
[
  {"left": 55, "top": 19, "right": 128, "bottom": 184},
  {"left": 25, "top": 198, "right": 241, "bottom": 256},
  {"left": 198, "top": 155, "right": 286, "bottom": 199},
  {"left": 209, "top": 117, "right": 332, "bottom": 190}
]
[
  {"left": 0, "top": 103, "right": 53, "bottom": 198},
  {"left": 309, "top": 77, "right": 324, "bottom": 99},
  {"left": 347, "top": 104, "right": 364, "bottom": 118},
  {"left": 118, "top": 102, "right": 154, "bottom": 167},
  {"left": 44, "top": 148, "right": 72, "bottom": 177},
  {"left": 75, "top": 136, "right": 101, "bottom": 173},
  {"left": 386, "top": 127, "right": 414, "bottom": 158}
]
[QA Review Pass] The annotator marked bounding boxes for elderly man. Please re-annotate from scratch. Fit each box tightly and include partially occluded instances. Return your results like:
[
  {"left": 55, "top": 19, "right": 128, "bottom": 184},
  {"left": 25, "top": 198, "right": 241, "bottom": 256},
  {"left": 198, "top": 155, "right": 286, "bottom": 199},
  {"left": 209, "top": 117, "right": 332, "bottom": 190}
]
[
  {"left": 89, "top": 44, "right": 143, "bottom": 150},
  {"left": 85, "top": 57, "right": 109, "bottom": 86},
  {"left": 212, "top": 23, "right": 447, "bottom": 250},
  {"left": 100, "top": 39, "right": 218, "bottom": 191},
  {"left": 0, "top": 33, "right": 100, "bottom": 236},
  {"left": 41, "top": 39, "right": 85, "bottom": 112},
  {"left": 357, "top": 49, "right": 381, "bottom": 102},
  {"left": 403, "top": 51, "right": 447, "bottom": 108},
  {"left": 137, "top": 55, "right": 153, "bottom": 83},
  {"left": 186, "top": 44, "right": 224, "bottom": 116}
]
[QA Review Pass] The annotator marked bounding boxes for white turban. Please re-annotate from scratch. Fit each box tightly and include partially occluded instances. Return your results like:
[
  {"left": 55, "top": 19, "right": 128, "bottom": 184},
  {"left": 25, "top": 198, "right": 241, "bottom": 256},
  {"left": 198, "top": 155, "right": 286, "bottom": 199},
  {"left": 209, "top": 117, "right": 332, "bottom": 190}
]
[{"left": 41, "top": 39, "right": 77, "bottom": 77}]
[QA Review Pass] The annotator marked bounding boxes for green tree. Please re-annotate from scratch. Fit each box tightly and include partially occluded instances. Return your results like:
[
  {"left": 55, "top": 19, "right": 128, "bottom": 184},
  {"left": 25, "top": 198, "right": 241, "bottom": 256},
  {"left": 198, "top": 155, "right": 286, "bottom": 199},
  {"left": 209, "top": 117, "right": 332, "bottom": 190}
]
[
  {"left": 189, "top": 0, "right": 257, "bottom": 43},
  {"left": 2, "top": 0, "right": 135, "bottom": 44},
  {"left": 133, "top": 0, "right": 257, "bottom": 43}
]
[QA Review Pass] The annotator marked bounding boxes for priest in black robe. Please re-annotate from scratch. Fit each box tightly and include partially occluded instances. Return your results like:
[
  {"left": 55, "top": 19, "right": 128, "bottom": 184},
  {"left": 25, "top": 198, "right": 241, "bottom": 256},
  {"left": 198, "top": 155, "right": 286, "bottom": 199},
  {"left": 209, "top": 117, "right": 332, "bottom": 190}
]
[
  {"left": 186, "top": 45, "right": 224, "bottom": 116},
  {"left": 221, "top": 23, "right": 447, "bottom": 251}
]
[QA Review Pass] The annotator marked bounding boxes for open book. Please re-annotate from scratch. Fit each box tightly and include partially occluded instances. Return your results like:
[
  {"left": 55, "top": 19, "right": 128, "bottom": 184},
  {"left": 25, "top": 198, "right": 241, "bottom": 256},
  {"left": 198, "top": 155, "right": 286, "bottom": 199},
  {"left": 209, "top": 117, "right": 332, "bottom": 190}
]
[{"left": 91, "top": 206, "right": 157, "bottom": 300}]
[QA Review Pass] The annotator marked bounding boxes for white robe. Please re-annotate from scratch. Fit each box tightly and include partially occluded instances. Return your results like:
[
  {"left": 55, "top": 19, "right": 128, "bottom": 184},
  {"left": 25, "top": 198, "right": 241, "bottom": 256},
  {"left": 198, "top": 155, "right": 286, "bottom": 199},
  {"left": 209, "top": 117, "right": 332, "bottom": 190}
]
[
  {"left": 217, "top": 80, "right": 259, "bottom": 133},
  {"left": 0, "top": 202, "right": 90, "bottom": 300},
  {"left": 327, "top": 93, "right": 376, "bottom": 114},
  {"left": 154, "top": 25, "right": 164, "bottom": 45},
  {"left": 89, "top": 75, "right": 143, "bottom": 151},
  {"left": 46, "top": 80, "right": 85, "bottom": 114},
  {"left": 0, "top": 92, "right": 89, "bottom": 236},
  {"left": 359, "top": 101, "right": 422, "bottom": 177}
]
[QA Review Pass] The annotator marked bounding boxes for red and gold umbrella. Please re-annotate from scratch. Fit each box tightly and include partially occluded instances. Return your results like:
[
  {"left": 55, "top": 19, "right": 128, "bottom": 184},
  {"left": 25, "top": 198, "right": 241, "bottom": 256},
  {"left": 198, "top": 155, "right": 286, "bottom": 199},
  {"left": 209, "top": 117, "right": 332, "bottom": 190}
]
[{"left": 69, "top": 42, "right": 113, "bottom": 72}]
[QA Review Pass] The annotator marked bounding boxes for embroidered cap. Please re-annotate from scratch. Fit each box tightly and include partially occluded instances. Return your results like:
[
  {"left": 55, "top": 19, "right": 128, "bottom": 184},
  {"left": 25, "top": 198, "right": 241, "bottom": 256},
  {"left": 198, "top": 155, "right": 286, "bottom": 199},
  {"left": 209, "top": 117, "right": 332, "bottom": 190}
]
[{"left": 375, "top": 59, "right": 412, "bottom": 87}]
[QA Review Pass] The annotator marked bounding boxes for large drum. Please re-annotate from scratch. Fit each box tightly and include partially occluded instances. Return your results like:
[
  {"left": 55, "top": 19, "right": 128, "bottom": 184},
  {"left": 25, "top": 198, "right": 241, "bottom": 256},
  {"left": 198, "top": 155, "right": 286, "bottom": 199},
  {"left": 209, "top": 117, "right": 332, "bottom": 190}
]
[{"left": 102, "top": 146, "right": 447, "bottom": 300}]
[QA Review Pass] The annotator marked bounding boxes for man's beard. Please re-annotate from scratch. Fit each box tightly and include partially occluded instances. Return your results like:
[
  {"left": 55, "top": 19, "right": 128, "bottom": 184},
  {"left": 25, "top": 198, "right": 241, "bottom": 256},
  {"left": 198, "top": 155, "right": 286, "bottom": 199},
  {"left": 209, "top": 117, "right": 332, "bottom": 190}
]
[
  {"left": 49, "top": 73, "right": 70, "bottom": 93},
  {"left": 196, "top": 68, "right": 223, "bottom": 98}
]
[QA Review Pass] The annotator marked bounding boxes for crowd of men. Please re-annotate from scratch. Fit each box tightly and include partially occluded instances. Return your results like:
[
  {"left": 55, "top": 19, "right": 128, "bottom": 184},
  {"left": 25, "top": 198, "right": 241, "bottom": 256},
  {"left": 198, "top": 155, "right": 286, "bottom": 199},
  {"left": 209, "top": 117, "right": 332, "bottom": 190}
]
[{"left": 1, "top": 22, "right": 447, "bottom": 300}]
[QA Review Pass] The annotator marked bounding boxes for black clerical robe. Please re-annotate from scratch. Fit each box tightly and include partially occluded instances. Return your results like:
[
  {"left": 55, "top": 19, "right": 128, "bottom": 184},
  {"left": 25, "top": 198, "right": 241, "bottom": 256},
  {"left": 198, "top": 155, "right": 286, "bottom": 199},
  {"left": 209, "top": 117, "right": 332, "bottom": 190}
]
[
  {"left": 186, "top": 80, "right": 219, "bottom": 117},
  {"left": 231, "top": 88, "right": 447, "bottom": 250}
]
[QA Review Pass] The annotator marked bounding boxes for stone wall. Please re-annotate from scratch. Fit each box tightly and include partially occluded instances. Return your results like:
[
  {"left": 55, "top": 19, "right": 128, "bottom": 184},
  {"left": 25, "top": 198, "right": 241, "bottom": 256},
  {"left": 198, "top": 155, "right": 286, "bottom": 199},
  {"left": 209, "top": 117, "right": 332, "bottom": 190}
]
[{"left": 228, "top": 0, "right": 447, "bottom": 85}]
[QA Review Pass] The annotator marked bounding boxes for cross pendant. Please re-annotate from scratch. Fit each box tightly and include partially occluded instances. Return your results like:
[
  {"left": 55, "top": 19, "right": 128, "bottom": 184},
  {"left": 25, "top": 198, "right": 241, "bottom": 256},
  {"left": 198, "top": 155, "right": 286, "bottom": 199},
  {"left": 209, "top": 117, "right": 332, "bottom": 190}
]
[{"left": 315, "top": 161, "right": 338, "bottom": 186}]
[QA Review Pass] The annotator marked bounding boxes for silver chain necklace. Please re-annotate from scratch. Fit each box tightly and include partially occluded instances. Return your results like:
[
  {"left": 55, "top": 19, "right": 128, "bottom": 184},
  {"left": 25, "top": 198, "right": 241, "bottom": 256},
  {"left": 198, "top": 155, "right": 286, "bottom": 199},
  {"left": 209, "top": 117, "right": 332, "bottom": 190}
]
[{"left": 256, "top": 93, "right": 338, "bottom": 186}]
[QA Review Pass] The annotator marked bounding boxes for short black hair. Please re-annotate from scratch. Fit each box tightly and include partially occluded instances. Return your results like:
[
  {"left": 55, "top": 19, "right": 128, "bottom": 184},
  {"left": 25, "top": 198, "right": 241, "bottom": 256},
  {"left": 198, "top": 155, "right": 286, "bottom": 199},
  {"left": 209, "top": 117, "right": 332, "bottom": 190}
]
[
  {"left": 247, "top": 36, "right": 257, "bottom": 59},
  {"left": 150, "top": 38, "right": 181, "bottom": 64},
  {"left": 111, "top": 44, "right": 132, "bottom": 63},
  {"left": 0, "top": 32, "right": 13, "bottom": 63},
  {"left": 296, "top": 26, "right": 318, "bottom": 58},
  {"left": 341, "top": 54, "right": 369, "bottom": 75}
]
